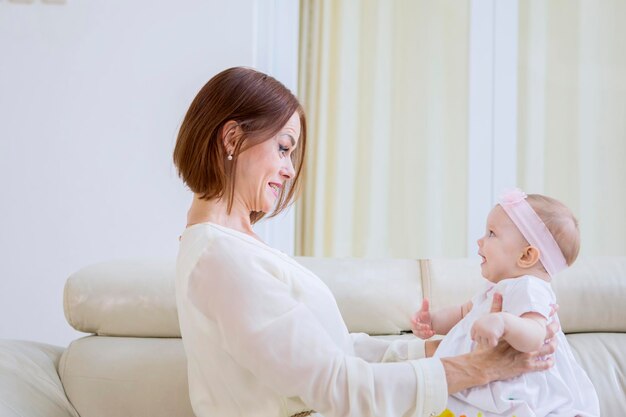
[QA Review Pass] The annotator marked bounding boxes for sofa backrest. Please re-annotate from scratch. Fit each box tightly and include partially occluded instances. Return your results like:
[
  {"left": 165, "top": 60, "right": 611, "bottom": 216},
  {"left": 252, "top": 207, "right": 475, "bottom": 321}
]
[
  {"left": 64, "top": 256, "right": 626, "bottom": 336},
  {"left": 426, "top": 256, "right": 626, "bottom": 333}
]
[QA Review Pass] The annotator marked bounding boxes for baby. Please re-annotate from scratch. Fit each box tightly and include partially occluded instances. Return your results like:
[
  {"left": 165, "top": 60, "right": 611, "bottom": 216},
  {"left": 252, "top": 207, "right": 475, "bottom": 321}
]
[{"left": 412, "top": 189, "right": 599, "bottom": 417}]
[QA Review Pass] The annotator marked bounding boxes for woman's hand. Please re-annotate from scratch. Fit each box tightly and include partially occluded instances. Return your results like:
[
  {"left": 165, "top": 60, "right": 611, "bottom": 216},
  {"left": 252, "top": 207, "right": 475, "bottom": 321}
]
[
  {"left": 468, "top": 328, "right": 557, "bottom": 388},
  {"left": 440, "top": 293, "right": 559, "bottom": 394}
]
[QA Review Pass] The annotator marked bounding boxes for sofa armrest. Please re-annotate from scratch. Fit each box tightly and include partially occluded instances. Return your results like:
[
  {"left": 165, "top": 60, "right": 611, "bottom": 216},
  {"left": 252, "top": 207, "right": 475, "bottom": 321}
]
[{"left": 0, "top": 340, "right": 79, "bottom": 417}]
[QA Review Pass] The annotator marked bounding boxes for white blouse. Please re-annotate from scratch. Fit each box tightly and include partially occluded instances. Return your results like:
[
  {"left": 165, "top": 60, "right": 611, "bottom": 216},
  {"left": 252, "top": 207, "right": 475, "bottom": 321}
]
[{"left": 175, "top": 223, "right": 447, "bottom": 417}]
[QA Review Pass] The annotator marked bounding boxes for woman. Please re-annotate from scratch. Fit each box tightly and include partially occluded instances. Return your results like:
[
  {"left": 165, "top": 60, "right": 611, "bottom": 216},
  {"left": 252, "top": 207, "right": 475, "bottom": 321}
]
[{"left": 173, "top": 67, "right": 557, "bottom": 417}]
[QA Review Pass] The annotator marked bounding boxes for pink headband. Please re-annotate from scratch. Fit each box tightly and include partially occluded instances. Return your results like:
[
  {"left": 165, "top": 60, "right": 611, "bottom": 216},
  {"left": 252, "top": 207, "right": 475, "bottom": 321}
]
[{"left": 499, "top": 188, "right": 567, "bottom": 277}]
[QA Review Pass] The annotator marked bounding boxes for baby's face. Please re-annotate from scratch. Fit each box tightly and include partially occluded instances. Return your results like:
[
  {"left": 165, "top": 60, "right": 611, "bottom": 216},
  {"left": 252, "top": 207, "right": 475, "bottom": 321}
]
[{"left": 477, "top": 205, "right": 529, "bottom": 283}]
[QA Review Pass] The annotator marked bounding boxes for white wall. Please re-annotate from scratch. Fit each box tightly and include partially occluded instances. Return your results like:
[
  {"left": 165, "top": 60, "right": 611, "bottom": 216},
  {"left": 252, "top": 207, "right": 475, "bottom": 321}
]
[{"left": 0, "top": 0, "right": 297, "bottom": 347}]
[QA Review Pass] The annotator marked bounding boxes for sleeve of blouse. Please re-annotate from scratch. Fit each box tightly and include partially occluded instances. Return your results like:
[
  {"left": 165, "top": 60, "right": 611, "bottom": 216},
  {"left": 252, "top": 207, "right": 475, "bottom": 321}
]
[
  {"left": 186, "top": 242, "right": 448, "bottom": 417},
  {"left": 350, "top": 333, "right": 427, "bottom": 362}
]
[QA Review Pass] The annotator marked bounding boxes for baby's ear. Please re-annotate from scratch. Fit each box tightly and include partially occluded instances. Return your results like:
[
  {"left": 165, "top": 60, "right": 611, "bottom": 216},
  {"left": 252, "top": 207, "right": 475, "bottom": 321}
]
[{"left": 517, "top": 246, "right": 541, "bottom": 269}]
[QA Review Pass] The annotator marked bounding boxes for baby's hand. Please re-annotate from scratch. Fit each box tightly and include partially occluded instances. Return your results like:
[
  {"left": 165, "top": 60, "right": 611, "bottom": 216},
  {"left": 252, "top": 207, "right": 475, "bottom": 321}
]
[
  {"left": 471, "top": 313, "right": 505, "bottom": 348},
  {"left": 411, "top": 298, "right": 435, "bottom": 339}
]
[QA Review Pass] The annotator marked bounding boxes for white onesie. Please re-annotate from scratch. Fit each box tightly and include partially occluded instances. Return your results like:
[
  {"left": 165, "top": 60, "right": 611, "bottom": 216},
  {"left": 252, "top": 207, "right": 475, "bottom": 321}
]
[{"left": 434, "top": 276, "right": 599, "bottom": 417}]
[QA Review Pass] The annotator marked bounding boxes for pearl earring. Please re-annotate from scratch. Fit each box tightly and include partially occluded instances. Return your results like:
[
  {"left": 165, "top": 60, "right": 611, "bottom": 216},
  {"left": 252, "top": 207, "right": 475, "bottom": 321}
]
[{"left": 227, "top": 154, "right": 233, "bottom": 161}]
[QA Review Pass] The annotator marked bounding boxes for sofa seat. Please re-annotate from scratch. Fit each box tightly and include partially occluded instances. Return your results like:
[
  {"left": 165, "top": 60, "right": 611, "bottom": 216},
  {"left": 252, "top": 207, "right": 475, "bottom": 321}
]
[
  {"left": 0, "top": 340, "right": 78, "bottom": 417},
  {"left": 56, "top": 332, "right": 626, "bottom": 417},
  {"left": 59, "top": 336, "right": 193, "bottom": 417}
]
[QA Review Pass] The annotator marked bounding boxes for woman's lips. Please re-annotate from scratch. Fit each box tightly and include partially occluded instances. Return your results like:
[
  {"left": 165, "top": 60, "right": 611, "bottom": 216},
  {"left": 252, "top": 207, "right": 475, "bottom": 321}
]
[{"left": 268, "top": 182, "right": 281, "bottom": 197}]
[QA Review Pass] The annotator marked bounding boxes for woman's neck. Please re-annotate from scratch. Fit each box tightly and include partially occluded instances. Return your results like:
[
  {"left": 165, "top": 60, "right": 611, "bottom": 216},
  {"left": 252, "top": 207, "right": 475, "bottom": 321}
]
[{"left": 186, "top": 194, "right": 256, "bottom": 236}]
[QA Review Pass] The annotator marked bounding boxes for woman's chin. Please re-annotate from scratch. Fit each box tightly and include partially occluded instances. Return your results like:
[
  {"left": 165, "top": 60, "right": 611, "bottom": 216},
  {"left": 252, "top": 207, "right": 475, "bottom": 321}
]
[{"left": 260, "top": 201, "right": 274, "bottom": 214}]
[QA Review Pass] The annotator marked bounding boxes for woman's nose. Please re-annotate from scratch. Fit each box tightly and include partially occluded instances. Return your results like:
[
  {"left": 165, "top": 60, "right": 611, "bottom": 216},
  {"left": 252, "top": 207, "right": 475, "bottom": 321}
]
[
  {"left": 280, "top": 158, "right": 295, "bottom": 179},
  {"left": 477, "top": 237, "right": 483, "bottom": 247}
]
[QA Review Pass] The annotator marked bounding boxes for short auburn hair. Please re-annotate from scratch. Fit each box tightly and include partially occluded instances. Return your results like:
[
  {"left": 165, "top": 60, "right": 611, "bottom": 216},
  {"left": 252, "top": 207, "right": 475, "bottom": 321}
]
[
  {"left": 527, "top": 194, "right": 581, "bottom": 266},
  {"left": 173, "top": 67, "right": 306, "bottom": 224}
]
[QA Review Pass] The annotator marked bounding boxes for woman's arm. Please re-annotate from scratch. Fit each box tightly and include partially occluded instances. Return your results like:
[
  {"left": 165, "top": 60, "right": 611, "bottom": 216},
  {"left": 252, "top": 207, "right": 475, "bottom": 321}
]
[
  {"left": 187, "top": 246, "right": 449, "bottom": 417},
  {"left": 425, "top": 339, "right": 442, "bottom": 357},
  {"left": 441, "top": 335, "right": 556, "bottom": 393},
  {"left": 350, "top": 333, "right": 428, "bottom": 362}
]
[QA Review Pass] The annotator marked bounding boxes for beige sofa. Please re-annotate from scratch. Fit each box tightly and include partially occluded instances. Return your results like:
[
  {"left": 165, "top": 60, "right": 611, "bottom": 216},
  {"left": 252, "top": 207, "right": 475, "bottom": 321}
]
[{"left": 1, "top": 257, "right": 625, "bottom": 417}]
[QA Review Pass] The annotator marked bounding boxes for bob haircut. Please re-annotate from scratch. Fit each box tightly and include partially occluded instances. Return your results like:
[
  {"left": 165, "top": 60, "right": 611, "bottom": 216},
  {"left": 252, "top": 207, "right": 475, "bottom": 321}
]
[{"left": 173, "top": 67, "right": 307, "bottom": 224}]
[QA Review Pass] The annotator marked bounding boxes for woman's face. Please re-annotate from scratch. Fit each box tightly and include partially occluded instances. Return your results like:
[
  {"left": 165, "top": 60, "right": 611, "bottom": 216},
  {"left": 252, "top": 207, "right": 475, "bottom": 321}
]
[{"left": 234, "top": 111, "right": 301, "bottom": 214}]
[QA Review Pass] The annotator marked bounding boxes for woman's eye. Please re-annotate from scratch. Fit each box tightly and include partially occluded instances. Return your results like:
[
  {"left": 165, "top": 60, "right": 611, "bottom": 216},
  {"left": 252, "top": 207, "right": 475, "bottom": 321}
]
[
  {"left": 488, "top": 231, "right": 495, "bottom": 237},
  {"left": 279, "top": 145, "right": 289, "bottom": 156}
]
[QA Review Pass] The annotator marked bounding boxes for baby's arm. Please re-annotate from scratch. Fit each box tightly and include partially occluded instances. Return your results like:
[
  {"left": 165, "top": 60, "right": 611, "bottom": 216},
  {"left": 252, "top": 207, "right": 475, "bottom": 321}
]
[
  {"left": 411, "top": 298, "right": 473, "bottom": 339},
  {"left": 471, "top": 311, "right": 547, "bottom": 352}
]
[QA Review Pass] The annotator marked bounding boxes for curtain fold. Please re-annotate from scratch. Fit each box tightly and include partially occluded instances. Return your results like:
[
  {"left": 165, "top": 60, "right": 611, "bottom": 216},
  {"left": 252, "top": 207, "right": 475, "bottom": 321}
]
[
  {"left": 298, "top": 0, "right": 625, "bottom": 258},
  {"left": 518, "top": 0, "right": 626, "bottom": 256},
  {"left": 297, "top": 0, "right": 470, "bottom": 258}
]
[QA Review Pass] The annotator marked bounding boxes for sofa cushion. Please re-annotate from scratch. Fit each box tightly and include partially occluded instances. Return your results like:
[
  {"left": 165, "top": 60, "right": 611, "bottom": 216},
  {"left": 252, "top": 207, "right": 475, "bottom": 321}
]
[
  {"left": 64, "top": 257, "right": 424, "bottom": 336},
  {"left": 0, "top": 340, "right": 79, "bottom": 417},
  {"left": 426, "top": 256, "right": 626, "bottom": 333},
  {"left": 64, "top": 256, "right": 626, "bottom": 337},
  {"left": 59, "top": 336, "right": 194, "bottom": 417},
  {"left": 563, "top": 333, "right": 626, "bottom": 417},
  {"left": 423, "top": 258, "right": 484, "bottom": 312},
  {"left": 295, "top": 257, "right": 423, "bottom": 334},
  {"left": 64, "top": 259, "right": 179, "bottom": 337},
  {"left": 551, "top": 256, "right": 626, "bottom": 332},
  {"left": 57, "top": 333, "right": 624, "bottom": 417}
]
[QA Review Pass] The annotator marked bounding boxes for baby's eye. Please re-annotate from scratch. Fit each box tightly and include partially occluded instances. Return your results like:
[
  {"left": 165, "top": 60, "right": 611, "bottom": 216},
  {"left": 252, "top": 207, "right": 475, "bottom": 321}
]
[{"left": 488, "top": 230, "right": 495, "bottom": 237}]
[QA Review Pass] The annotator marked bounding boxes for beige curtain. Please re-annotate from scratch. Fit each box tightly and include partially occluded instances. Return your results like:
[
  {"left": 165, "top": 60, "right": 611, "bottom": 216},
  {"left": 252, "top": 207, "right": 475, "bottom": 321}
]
[
  {"left": 518, "top": 0, "right": 626, "bottom": 256},
  {"left": 297, "top": 0, "right": 470, "bottom": 258}
]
